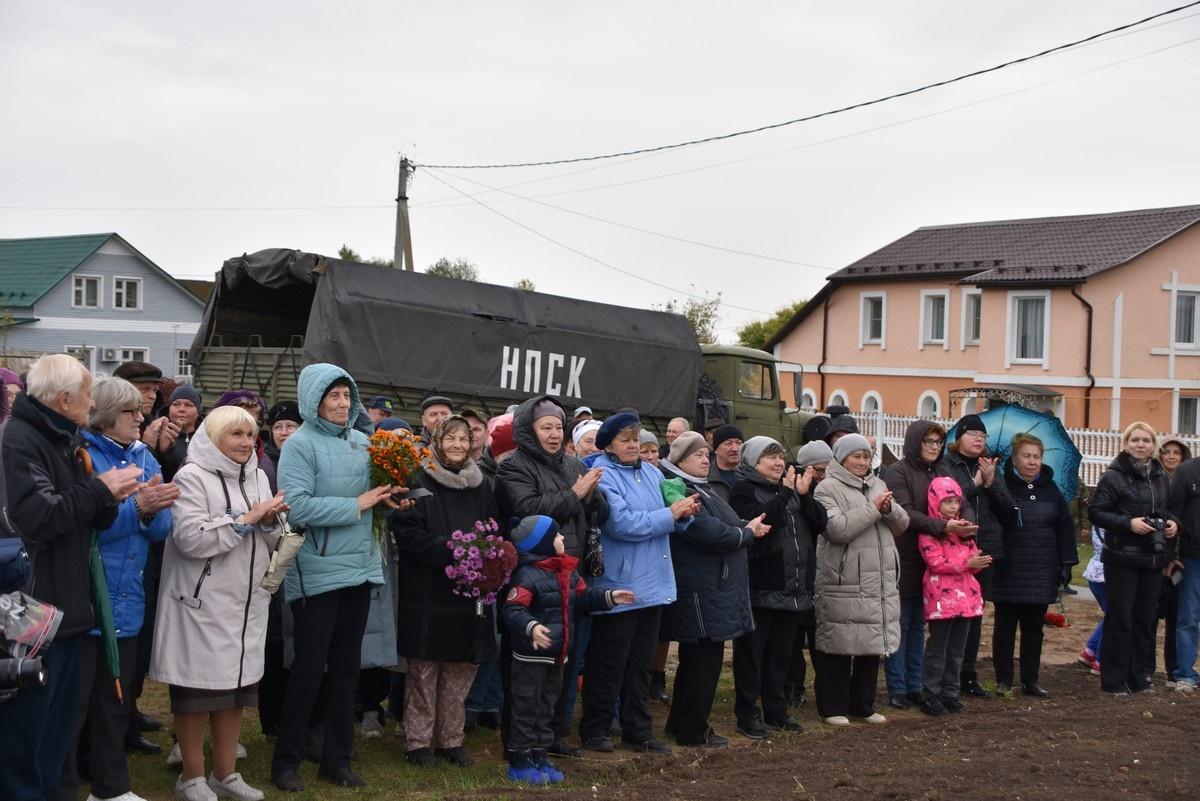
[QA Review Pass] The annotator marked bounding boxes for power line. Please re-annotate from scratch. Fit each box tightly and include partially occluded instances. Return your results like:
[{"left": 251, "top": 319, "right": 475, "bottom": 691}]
[
  {"left": 423, "top": 167, "right": 830, "bottom": 270},
  {"left": 416, "top": 2, "right": 1200, "bottom": 170},
  {"left": 7, "top": 19, "right": 1197, "bottom": 217},
  {"left": 419, "top": 168, "right": 771, "bottom": 316},
  {"left": 419, "top": 30, "right": 1200, "bottom": 209}
]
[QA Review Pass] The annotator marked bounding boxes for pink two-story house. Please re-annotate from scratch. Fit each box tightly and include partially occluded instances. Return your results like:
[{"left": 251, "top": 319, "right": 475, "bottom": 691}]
[{"left": 767, "top": 203, "right": 1200, "bottom": 434}]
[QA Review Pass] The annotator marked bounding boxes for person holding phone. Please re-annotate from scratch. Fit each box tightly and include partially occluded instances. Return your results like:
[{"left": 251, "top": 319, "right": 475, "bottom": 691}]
[{"left": 992, "top": 433, "right": 1078, "bottom": 697}]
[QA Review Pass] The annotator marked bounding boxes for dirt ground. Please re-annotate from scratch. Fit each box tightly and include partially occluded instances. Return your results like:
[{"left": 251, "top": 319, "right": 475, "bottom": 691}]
[{"left": 450, "top": 594, "right": 1200, "bottom": 801}]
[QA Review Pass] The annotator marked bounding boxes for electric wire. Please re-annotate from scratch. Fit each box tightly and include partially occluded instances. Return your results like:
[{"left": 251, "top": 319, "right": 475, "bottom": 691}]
[
  {"left": 419, "top": 167, "right": 772, "bottom": 315},
  {"left": 424, "top": 166, "right": 829, "bottom": 269},
  {"left": 416, "top": 1, "right": 1200, "bottom": 170},
  {"left": 418, "top": 30, "right": 1200, "bottom": 209}
]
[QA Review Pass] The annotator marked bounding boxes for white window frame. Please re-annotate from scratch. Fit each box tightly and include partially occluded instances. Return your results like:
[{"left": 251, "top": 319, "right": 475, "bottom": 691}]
[
  {"left": 961, "top": 288, "right": 982, "bottom": 348},
  {"left": 176, "top": 349, "right": 193, "bottom": 377},
  {"left": 1175, "top": 291, "right": 1199, "bottom": 349},
  {"left": 861, "top": 391, "right": 883, "bottom": 414},
  {"left": 65, "top": 345, "right": 97, "bottom": 372},
  {"left": 71, "top": 274, "right": 102, "bottom": 309},
  {"left": 917, "top": 390, "right": 941, "bottom": 418},
  {"left": 1178, "top": 396, "right": 1199, "bottom": 435},
  {"left": 118, "top": 347, "right": 149, "bottom": 363},
  {"left": 1006, "top": 289, "right": 1052, "bottom": 369},
  {"left": 858, "top": 291, "right": 886, "bottom": 349},
  {"left": 113, "top": 276, "right": 143, "bottom": 311},
  {"left": 828, "top": 389, "right": 849, "bottom": 409},
  {"left": 800, "top": 389, "right": 817, "bottom": 410},
  {"left": 919, "top": 289, "right": 950, "bottom": 350}
]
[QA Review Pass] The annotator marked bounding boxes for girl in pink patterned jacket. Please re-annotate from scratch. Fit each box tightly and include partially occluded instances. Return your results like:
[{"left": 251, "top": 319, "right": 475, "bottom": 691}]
[{"left": 918, "top": 477, "right": 992, "bottom": 716}]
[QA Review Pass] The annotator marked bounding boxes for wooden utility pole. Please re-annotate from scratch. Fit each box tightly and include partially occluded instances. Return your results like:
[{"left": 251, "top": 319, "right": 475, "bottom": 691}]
[{"left": 393, "top": 157, "right": 415, "bottom": 271}]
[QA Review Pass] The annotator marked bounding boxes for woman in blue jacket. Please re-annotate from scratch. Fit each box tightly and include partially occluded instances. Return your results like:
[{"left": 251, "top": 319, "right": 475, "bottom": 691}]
[
  {"left": 270, "top": 364, "right": 409, "bottom": 793},
  {"left": 57, "top": 377, "right": 177, "bottom": 801},
  {"left": 577, "top": 413, "right": 699, "bottom": 755}
]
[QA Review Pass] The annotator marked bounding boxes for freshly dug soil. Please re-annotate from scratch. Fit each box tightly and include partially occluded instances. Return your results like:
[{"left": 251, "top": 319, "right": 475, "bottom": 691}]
[{"left": 453, "top": 594, "right": 1200, "bottom": 801}]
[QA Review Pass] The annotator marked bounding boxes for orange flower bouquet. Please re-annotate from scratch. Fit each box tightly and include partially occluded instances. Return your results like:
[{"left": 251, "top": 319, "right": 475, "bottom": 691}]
[{"left": 366, "top": 428, "right": 430, "bottom": 548}]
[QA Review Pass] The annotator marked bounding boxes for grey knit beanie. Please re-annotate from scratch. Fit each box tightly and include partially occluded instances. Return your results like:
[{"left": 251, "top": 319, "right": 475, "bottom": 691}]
[
  {"left": 740, "top": 435, "right": 783, "bottom": 469},
  {"left": 795, "top": 440, "right": 834, "bottom": 469},
  {"left": 832, "top": 433, "right": 872, "bottom": 464}
]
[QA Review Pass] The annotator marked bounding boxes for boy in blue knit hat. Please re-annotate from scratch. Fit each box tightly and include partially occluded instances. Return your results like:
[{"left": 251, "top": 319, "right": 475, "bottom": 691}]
[{"left": 502, "top": 515, "right": 635, "bottom": 784}]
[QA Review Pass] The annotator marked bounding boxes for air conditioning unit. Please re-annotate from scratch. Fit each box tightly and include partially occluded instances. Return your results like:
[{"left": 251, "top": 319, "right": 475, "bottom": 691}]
[{"left": 101, "top": 348, "right": 119, "bottom": 363}]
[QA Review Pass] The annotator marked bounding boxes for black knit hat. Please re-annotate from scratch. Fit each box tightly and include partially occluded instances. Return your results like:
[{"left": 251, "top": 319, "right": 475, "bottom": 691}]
[
  {"left": 952, "top": 414, "right": 986, "bottom": 441},
  {"left": 711, "top": 424, "right": 745, "bottom": 451},
  {"left": 267, "top": 400, "right": 303, "bottom": 427}
]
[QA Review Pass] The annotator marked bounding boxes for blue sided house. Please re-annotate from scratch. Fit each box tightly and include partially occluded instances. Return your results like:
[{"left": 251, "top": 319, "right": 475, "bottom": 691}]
[{"left": 0, "top": 233, "right": 206, "bottom": 378}]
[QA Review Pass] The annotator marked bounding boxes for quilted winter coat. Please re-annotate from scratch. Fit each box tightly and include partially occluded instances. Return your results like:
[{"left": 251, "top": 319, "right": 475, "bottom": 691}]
[
  {"left": 812, "top": 459, "right": 909, "bottom": 657},
  {"left": 81, "top": 429, "right": 172, "bottom": 638},
  {"left": 991, "top": 461, "right": 1077, "bottom": 606},
  {"left": 660, "top": 460, "right": 754, "bottom": 643}
]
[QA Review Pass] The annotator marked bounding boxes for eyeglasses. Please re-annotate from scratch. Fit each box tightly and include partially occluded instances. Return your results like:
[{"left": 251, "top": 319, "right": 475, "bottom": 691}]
[
  {"left": 121, "top": 408, "right": 144, "bottom": 419},
  {"left": 960, "top": 430, "right": 986, "bottom": 438},
  {"left": 921, "top": 438, "right": 945, "bottom": 447}
]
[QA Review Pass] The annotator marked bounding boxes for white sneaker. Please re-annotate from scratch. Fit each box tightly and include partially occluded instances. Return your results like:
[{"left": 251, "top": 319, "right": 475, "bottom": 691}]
[
  {"left": 361, "top": 710, "right": 383, "bottom": 739},
  {"left": 87, "top": 793, "right": 149, "bottom": 801},
  {"left": 862, "top": 712, "right": 888, "bottom": 724},
  {"left": 207, "top": 772, "right": 264, "bottom": 801},
  {"left": 1175, "top": 681, "right": 1197, "bottom": 693},
  {"left": 822, "top": 715, "right": 851, "bottom": 726},
  {"left": 174, "top": 776, "right": 217, "bottom": 801},
  {"left": 166, "top": 741, "right": 182, "bottom": 767},
  {"left": 235, "top": 742, "right": 247, "bottom": 759}
]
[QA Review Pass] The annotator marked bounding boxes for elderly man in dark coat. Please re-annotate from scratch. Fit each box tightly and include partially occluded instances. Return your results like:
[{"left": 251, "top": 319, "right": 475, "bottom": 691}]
[{"left": 1, "top": 354, "right": 141, "bottom": 801}]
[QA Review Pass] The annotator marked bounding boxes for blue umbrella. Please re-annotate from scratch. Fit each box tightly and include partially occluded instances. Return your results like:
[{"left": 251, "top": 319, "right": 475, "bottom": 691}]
[{"left": 948, "top": 405, "right": 1082, "bottom": 501}]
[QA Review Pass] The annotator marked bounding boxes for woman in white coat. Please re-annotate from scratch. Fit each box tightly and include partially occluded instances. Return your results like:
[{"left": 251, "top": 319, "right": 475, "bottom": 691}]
[{"left": 151, "top": 406, "right": 287, "bottom": 801}]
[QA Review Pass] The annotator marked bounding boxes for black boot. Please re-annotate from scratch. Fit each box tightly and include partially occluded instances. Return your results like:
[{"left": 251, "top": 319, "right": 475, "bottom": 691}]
[
  {"left": 650, "top": 670, "right": 669, "bottom": 704},
  {"left": 960, "top": 672, "right": 990, "bottom": 698}
]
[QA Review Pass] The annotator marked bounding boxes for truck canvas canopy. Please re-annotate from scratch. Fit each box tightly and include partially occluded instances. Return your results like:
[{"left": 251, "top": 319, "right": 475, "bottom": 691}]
[{"left": 190, "top": 248, "right": 702, "bottom": 419}]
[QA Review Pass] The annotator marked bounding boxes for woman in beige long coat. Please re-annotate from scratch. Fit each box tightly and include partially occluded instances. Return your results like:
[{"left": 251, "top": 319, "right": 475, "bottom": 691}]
[
  {"left": 151, "top": 406, "right": 287, "bottom": 801},
  {"left": 812, "top": 434, "right": 909, "bottom": 727}
]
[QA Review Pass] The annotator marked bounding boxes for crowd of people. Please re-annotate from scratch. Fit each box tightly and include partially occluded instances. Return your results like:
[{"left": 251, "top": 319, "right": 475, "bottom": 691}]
[{"left": 1, "top": 356, "right": 1197, "bottom": 801}]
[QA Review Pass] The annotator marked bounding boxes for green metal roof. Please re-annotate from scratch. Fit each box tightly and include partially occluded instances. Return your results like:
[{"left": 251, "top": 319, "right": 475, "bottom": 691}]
[{"left": 0, "top": 233, "right": 113, "bottom": 307}]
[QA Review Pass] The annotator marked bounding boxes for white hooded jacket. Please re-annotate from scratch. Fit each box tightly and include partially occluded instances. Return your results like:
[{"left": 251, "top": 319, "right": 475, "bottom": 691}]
[{"left": 150, "top": 422, "right": 279, "bottom": 689}]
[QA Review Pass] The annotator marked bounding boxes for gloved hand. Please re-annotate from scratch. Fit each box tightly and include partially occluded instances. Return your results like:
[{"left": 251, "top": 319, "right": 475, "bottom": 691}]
[{"left": 1058, "top": 565, "right": 1074, "bottom": 588}]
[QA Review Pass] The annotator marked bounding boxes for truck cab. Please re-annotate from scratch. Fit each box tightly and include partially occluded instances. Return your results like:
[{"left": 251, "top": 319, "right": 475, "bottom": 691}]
[{"left": 698, "top": 344, "right": 809, "bottom": 452}]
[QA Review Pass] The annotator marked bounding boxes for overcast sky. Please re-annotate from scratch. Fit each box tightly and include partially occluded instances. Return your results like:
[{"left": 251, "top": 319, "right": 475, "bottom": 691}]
[{"left": 3, "top": 1, "right": 1198, "bottom": 339}]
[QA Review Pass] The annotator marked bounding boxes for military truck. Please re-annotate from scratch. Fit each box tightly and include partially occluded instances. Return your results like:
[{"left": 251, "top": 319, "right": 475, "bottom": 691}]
[{"left": 188, "top": 248, "right": 812, "bottom": 446}]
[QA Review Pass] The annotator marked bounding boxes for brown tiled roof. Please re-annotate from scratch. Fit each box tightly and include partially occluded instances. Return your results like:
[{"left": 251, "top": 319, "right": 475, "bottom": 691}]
[
  {"left": 762, "top": 203, "right": 1200, "bottom": 350},
  {"left": 178, "top": 279, "right": 215, "bottom": 302},
  {"left": 833, "top": 203, "right": 1200, "bottom": 285}
]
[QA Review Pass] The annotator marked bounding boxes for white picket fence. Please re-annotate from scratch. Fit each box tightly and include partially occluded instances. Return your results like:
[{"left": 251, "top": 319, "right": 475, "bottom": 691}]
[{"left": 839, "top": 410, "right": 1200, "bottom": 489}]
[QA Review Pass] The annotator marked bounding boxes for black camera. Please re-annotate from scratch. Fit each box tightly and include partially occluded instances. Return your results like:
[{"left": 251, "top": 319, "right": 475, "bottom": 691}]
[
  {"left": 1147, "top": 516, "right": 1167, "bottom": 554},
  {"left": 0, "top": 655, "right": 45, "bottom": 692}
]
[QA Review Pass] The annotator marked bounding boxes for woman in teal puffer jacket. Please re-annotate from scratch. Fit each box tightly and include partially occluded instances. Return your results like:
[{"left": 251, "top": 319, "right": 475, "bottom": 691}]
[{"left": 270, "top": 364, "right": 409, "bottom": 792}]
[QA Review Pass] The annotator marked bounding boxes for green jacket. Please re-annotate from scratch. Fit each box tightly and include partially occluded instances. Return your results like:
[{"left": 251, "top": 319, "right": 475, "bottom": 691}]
[{"left": 281, "top": 363, "right": 383, "bottom": 603}]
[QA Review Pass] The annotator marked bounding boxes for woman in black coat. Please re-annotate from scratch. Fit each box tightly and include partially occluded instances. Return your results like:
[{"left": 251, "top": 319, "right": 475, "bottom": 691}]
[
  {"left": 659, "top": 432, "right": 768, "bottom": 747},
  {"left": 729, "top": 436, "right": 826, "bottom": 738},
  {"left": 1088, "top": 421, "right": 1180, "bottom": 694},
  {"left": 392, "top": 415, "right": 499, "bottom": 767},
  {"left": 494, "top": 395, "right": 607, "bottom": 755},
  {"left": 991, "top": 433, "right": 1077, "bottom": 696}
]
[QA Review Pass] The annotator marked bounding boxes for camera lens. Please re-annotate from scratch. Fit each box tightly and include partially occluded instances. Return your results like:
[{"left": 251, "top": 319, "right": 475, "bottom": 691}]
[{"left": 0, "top": 657, "right": 46, "bottom": 690}]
